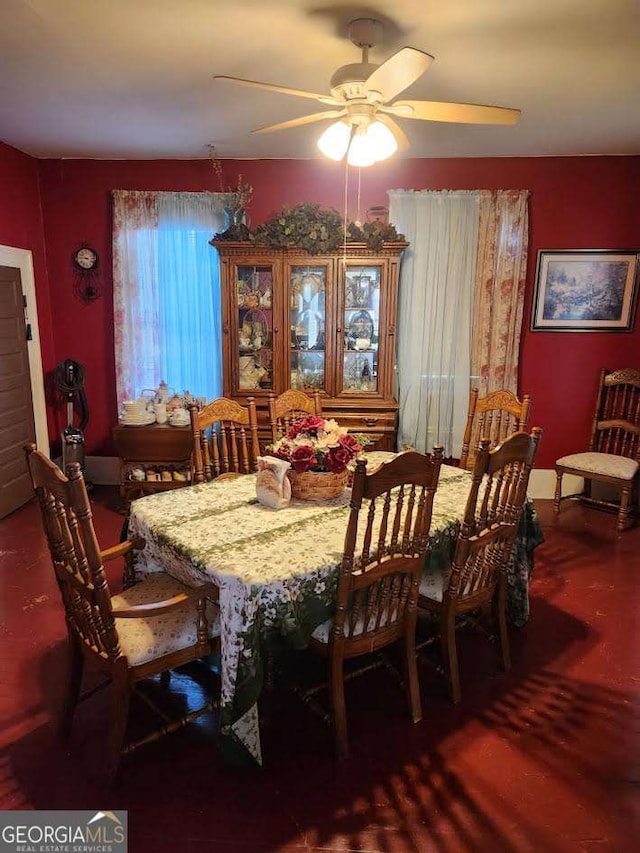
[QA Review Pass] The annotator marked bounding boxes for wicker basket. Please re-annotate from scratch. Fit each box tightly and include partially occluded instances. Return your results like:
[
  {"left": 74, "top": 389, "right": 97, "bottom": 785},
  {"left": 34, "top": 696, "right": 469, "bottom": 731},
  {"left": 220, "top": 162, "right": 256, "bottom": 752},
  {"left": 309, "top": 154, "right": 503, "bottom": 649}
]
[{"left": 288, "top": 468, "right": 348, "bottom": 501}]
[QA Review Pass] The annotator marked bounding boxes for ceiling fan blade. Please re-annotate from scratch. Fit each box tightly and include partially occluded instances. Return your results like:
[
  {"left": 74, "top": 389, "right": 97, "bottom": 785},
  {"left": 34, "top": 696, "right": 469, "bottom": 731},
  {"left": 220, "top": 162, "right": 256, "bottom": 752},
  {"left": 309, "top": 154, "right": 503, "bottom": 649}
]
[
  {"left": 390, "top": 100, "right": 521, "bottom": 125},
  {"left": 252, "top": 110, "right": 346, "bottom": 135},
  {"left": 364, "top": 48, "right": 434, "bottom": 102},
  {"left": 375, "top": 114, "right": 410, "bottom": 152},
  {"left": 214, "top": 76, "right": 343, "bottom": 106}
]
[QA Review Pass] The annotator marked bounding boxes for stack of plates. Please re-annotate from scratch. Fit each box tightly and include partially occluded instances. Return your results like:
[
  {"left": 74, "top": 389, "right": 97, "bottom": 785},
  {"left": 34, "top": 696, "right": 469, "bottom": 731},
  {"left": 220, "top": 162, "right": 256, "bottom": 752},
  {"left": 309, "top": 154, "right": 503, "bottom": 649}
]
[{"left": 119, "top": 413, "right": 156, "bottom": 427}]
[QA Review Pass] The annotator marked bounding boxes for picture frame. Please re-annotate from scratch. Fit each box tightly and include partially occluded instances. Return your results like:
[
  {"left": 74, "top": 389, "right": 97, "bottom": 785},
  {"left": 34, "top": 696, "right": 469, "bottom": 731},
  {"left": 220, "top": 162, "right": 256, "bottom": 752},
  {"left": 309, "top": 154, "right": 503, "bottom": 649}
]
[{"left": 531, "top": 250, "right": 639, "bottom": 332}]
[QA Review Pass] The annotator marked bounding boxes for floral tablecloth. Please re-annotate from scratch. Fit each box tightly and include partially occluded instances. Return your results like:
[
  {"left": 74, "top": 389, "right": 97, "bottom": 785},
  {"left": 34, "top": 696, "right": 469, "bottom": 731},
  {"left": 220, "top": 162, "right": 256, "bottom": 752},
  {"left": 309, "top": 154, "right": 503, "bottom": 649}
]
[{"left": 128, "top": 463, "right": 543, "bottom": 766}]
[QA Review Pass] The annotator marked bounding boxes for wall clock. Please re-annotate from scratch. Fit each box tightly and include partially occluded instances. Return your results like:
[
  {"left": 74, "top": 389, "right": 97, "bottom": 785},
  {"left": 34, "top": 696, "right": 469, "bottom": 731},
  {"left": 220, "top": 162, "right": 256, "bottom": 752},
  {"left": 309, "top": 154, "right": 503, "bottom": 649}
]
[
  {"left": 72, "top": 244, "right": 102, "bottom": 302},
  {"left": 73, "top": 246, "right": 98, "bottom": 271}
]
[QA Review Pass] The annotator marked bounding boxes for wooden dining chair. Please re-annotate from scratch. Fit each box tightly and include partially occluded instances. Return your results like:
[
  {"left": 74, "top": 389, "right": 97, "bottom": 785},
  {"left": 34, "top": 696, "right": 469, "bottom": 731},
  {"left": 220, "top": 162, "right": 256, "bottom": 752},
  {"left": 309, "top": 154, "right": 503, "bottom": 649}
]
[
  {"left": 419, "top": 428, "right": 542, "bottom": 703},
  {"left": 307, "top": 448, "right": 444, "bottom": 759},
  {"left": 190, "top": 396, "right": 260, "bottom": 483},
  {"left": 554, "top": 367, "right": 640, "bottom": 532},
  {"left": 268, "top": 389, "right": 322, "bottom": 442},
  {"left": 459, "top": 388, "right": 531, "bottom": 470},
  {"left": 24, "top": 444, "right": 220, "bottom": 781}
]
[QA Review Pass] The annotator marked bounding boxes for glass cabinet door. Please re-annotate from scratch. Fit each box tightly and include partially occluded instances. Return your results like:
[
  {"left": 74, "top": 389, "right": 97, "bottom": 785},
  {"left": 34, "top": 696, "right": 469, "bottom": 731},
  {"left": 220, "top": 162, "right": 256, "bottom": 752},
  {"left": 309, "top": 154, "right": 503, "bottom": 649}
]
[
  {"left": 341, "top": 265, "right": 381, "bottom": 394},
  {"left": 289, "top": 265, "right": 328, "bottom": 393},
  {"left": 235, "top": 264, "right": 274, "bottom": 392}
]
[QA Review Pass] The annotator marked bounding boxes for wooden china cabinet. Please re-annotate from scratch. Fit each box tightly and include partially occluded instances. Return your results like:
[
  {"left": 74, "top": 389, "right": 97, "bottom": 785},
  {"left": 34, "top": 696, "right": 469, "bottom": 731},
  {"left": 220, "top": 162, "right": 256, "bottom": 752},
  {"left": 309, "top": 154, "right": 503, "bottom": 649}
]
[{"left": 211, "top": 240, "right": 408, "bottom": 451}]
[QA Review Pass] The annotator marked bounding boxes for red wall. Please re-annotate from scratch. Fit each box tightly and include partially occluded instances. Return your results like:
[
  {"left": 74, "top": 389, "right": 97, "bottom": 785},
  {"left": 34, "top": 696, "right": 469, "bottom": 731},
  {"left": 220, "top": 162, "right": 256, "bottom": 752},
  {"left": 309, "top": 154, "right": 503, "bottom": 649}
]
[
  {"left": 0, "top": 142, "right": 56, "bottom": 436},
  {"left": 36, "top": 154, "right": 640, "bottom": 465}
]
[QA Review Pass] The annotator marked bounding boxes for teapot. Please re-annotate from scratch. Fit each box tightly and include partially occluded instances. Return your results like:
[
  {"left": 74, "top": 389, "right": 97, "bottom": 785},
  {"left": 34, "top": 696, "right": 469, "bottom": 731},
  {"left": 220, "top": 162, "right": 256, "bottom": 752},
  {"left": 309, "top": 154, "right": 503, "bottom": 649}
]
[
  {"left": 154, "top": 401, "right": 168, "bottom": 424},
  {"left": 140, "top": 389, "right": 157, "bottom": 414},
  {"left": 255, "top": 456, "right": 291, "bottom": 510},
  {"left": 156, "top": 380, "right": 170, "bottom": 404}
]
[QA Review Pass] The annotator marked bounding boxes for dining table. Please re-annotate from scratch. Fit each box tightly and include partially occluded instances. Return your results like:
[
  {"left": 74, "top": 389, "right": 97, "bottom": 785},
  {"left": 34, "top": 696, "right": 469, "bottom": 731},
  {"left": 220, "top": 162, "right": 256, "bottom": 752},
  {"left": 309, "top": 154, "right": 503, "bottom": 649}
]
[{"left": 127, "top": 456, "right": 544, "bottom": 766}]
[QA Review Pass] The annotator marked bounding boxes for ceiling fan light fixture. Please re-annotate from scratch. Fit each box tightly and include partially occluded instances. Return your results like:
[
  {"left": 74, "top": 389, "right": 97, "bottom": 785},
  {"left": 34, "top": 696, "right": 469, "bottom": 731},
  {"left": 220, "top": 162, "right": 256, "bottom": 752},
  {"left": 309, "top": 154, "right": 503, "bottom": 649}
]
[
  {"left": 347, "top": 126, "right": 377, "bottom": 167},
  {"left": 318, "top": 119, "right": 398, "bottom": 167},
  {"left": 317, "top": 120, "right": 351, "bottom": 160},
  {"left": 365, "top": 120, "right": 398, "bottom": 161},
  {"left": 344, "top": 120, "right": 398, "bottom": 167}
]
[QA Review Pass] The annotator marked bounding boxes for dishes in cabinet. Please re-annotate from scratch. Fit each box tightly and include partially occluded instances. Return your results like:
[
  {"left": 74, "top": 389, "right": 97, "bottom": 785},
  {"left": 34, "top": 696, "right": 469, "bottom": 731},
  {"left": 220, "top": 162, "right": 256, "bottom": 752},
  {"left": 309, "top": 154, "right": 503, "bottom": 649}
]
[
  {"left": 343, "top": 352, "right": 375, "bottom": 391},
  {"left": 291, "top": 351, "right": 324, "bottom": 390},
  {"left": 345, "top": 273, "right": 373, "bottom": 308},
  {"left": 346, "top": 310, "right": 374, "bottom": 349},
  {"left": 239, "top": 355, "right": 268, "bottom": 389},
  {"left": 168, "top": 408, "right": 190, "bottom": 427},
  {"left": 240, "top": 309, "right": 270, "bottom": 351},
  {"left": 291, "top": 270, "right": 323, "bottom": 304},
  {"left": 119, "top": 412, "right": 156, "bottom": 427},
  {"left": 237, "top": 268, "right": 272, "bottom": 309}
]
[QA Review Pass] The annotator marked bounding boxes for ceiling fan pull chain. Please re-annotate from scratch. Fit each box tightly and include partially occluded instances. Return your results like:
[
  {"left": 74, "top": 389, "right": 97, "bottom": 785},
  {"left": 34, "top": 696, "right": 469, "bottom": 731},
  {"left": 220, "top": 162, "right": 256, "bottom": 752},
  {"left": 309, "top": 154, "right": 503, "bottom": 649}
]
[{"left": 342, "top": 160, "right": 349, "bottom": 260}]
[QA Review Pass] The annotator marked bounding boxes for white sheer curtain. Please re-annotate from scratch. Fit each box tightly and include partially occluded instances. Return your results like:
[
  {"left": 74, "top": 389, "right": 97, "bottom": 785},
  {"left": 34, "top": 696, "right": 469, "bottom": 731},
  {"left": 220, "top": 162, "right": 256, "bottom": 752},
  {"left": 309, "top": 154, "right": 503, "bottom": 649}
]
[
  {"left": 113, "top": 191, "right": 228, "bottom": 404},
  {"left": 388, "top": 190, "right": 480, "bottom": 456}
]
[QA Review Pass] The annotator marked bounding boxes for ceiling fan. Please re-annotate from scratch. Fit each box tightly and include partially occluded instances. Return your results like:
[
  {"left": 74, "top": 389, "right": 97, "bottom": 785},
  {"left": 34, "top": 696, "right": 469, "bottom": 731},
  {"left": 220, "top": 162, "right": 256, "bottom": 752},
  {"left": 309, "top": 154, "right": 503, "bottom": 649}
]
[{"left": 214, "top": 18, "right": 520, "bottom": 166}]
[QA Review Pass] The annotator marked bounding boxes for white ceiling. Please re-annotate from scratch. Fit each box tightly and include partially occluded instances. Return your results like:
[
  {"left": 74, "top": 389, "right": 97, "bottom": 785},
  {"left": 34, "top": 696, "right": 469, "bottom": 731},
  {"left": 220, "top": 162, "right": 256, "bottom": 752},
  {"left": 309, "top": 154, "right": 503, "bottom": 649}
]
[{"left": 1, "top": 0, "right": 639, "bottom": 160}]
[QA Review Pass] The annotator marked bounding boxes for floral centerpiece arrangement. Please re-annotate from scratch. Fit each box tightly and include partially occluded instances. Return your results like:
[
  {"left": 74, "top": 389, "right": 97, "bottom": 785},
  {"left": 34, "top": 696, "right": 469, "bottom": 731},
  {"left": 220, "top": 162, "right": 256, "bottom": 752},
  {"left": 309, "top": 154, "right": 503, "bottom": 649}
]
[{"left": 267, "top": 415, "right": 364, "bottom": 499}]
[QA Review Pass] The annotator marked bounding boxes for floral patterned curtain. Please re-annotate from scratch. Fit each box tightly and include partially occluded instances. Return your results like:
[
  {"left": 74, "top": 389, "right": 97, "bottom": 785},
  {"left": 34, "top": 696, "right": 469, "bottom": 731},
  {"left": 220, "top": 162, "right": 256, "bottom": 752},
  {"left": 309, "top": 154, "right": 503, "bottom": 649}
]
[
  {"left": 471, "top": 190, "right": 530, "bottom": 394},
  {"left": 113, "top": 191, "right": 159, "bottom": 403}
]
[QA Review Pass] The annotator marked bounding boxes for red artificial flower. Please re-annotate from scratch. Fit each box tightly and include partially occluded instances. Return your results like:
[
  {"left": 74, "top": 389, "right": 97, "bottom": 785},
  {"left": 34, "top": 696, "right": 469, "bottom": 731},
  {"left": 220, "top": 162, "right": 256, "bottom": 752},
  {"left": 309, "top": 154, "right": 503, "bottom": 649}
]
[
  {"left": 287, "top": 415, "right": 325, "bottom": 439},
  {"left": 274, "top": 447, "right": 292, "bottom": 462},
  {"left": 326, "top": 445, "right": 352, "bottom": 473},
  {"left": 338, "top": 433, "right": 361, "bottom": 455},
  {"left": 290, "top": 445, "right": 317, "bottom": 473}
]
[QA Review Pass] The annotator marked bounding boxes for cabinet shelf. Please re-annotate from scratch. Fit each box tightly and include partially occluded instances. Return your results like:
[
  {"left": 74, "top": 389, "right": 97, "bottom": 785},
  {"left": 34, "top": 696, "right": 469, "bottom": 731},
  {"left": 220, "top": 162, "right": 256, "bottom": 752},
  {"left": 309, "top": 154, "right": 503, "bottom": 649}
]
[{"left": 112, "top": 424, "right": 193, "bottom": 504}]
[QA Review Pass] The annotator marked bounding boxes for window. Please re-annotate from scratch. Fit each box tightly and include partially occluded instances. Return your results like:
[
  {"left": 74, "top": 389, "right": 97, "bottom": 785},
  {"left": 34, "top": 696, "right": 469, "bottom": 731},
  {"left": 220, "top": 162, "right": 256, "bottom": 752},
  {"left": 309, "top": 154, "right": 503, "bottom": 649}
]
[
  {"left": 389, "top": 189, "right": 529, "bottom": 457},
  {"left": 113, "top": 191, "right": 230, "bottom": 405}
]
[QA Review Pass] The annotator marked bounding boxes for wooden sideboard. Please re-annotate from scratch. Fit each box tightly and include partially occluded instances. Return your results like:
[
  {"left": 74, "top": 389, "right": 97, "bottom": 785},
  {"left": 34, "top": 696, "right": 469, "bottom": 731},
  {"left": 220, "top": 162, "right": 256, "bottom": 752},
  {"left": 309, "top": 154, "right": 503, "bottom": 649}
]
[{"left": 112, "top": 424, "right": 193, "bottom": 502}]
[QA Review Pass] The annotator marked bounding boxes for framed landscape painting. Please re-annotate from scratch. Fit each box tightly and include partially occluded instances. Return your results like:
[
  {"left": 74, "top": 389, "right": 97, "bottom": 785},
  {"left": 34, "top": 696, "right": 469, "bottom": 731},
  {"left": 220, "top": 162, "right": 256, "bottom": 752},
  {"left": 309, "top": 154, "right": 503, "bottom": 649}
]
[{"left": 531, "top": 250, "right": 639, "bottom": 332}]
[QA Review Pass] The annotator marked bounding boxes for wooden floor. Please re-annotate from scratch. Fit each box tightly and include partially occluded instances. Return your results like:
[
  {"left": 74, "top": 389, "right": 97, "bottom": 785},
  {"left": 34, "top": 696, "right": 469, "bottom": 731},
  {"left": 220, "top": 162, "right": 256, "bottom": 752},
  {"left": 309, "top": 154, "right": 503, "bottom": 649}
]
[{"left": 0, "top": 491, "right": 638, "bottom": 852}]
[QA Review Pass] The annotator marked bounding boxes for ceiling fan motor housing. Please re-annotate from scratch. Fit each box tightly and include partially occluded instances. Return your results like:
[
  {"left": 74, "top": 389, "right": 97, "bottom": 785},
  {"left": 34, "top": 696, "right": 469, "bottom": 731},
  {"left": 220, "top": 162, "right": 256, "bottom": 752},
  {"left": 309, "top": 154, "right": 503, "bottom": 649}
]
[{"left": 330, "top": 63, "right": 379, "bottom": 100}]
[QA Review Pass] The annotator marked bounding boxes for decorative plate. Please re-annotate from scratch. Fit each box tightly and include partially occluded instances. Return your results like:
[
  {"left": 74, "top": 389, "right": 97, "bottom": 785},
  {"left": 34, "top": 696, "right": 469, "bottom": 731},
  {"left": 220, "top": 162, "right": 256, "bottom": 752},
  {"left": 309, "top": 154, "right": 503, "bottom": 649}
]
[{"left": 347, "top": 310, "right": 374, "bottom": 346}]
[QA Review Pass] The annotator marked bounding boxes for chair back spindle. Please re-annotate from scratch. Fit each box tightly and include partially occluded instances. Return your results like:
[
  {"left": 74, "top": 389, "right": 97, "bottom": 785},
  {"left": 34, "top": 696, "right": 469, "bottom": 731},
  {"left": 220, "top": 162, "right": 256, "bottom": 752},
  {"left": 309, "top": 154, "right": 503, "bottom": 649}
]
[
  {"left": 589, "top": 368, "right": 640, "bottom": 461},
  {"left": 459, "top": 388, "right": 531, "bottom": 470},
  {"left": 268, "top": 389, "right": 322, "bottom": 443},
  {"left": 24, "top": 445, "right": 122, "bottom": 661},
  {"left": 332, "top": 448, "right": 444, "bottom": 647},
  {"left": 448, "top": 429, "right": 542, "bottom": 606},
  {"left": 190, "top": 397, "right": 260, "bottom": 482}
]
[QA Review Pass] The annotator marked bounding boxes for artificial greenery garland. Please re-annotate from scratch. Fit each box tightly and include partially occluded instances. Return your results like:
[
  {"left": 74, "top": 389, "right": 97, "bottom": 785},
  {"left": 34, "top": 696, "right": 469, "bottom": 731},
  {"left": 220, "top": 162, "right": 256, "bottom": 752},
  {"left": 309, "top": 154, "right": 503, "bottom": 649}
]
[{"left": 215, "top": 202, "right": 405, "bottom": 254}]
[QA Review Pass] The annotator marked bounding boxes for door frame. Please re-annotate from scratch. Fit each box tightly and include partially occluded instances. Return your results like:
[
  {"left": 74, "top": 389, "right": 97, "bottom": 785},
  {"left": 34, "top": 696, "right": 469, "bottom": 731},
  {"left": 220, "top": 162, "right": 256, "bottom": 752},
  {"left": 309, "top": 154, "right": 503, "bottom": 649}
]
[{"left": 0, "top": 244, "right": 49, "bottom": 456}]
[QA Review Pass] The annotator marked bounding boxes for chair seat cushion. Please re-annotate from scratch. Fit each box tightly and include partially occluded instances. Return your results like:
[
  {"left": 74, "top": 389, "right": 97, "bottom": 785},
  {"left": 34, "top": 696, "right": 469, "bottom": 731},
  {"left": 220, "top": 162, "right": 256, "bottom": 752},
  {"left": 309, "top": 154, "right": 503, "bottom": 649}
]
[
  {"left": 556, "top": 452, "right": 639, "bottom": 481},
  {"left": 111, "top": 573, "right": 220, "bottom": 667},
  {"left": 311, "top": 612, "right": 390, "bottom": 644},
  {"left": 419, "top": 568, "right": 446, "bottom": 602}
]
